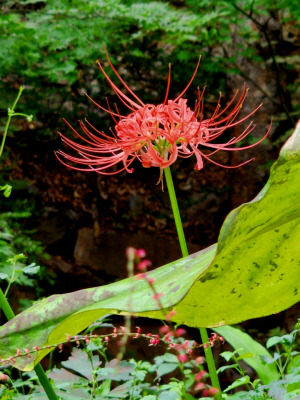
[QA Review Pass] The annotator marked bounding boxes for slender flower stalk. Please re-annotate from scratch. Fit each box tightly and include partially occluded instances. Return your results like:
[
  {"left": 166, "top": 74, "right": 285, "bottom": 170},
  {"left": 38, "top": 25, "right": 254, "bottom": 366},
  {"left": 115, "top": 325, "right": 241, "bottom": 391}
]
[{"left": 164, "top": 167, "right": 222, "bottom": 399}]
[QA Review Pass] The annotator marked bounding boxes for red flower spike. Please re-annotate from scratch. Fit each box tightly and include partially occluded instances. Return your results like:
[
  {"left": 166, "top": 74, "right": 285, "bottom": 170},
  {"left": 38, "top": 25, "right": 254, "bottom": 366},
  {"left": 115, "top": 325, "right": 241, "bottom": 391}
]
[
  {"left": 16, "top": 349, "right": 21, "bottom": 357},
  {"left": 57, "top": 52, "right": 271, "bottom": 179}
]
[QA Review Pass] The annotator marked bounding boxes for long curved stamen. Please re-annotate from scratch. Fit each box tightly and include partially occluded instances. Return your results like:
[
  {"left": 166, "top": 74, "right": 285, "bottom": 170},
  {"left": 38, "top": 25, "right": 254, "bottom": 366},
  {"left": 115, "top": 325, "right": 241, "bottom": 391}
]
[{"left": 174, "top": 55, "right": 201, "bottom": 102}]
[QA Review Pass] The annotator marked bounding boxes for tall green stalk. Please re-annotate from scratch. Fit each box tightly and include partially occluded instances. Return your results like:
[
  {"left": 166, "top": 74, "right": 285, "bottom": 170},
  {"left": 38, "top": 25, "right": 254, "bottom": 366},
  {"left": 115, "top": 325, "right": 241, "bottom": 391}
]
[
  {"left": 164, "top": 166, "right": 222, "bottom": 399},
  {"left": 0, "top": 87, "right": 59, "bottom": 400}
]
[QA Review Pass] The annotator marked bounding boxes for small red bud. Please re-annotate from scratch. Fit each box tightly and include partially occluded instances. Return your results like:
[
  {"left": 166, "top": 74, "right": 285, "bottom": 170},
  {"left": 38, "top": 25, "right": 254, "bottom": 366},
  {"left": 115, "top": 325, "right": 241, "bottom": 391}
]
[
  {"left": 194, "top": 382, "right": 206, "bottom": 391},
  {"left": 195, "top": 356, "right": 205, "bottom": 365},
  {"left": 165, "top": 310, "right": 177, "bottom": 321},
  {"left": 137, "top": 260, "right": 152, "bottom": 271},
  {"left": 175, "top": 328, "right": 186, "bottom": 337},
  {"left": 0, "top": 374, "right": 9, "bottom": 382},
  {"left": 152, "top": 292, "right": 163, "bottom": 300},
  {"left": 135, "top": 249, "right": 146, "bottom": 258},
  {"left": 177, "top": 354, "right": 188, "bottom": 363}
]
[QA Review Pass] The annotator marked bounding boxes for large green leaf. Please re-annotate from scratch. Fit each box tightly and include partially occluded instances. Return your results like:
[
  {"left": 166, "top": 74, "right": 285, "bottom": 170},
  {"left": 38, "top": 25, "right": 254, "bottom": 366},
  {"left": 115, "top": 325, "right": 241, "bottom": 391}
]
[
  {"left": 0, "top": 245, "right": 216, "bottom": 371},
  {"left": 0, "top": 122, "right": 299, "bottom": 371}
]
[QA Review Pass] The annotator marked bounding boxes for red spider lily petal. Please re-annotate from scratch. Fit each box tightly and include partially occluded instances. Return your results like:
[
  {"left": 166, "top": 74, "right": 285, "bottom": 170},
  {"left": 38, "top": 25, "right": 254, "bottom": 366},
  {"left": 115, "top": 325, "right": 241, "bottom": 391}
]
[{"left": 57, "top": 54, "right": 271, "bottom": 175}]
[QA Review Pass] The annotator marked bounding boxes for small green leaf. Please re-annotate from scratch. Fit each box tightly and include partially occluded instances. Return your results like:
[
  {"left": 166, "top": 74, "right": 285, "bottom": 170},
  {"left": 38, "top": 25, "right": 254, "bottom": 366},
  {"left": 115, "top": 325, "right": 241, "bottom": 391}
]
[
  {"left": 223, "top": 376, "right": 250, "bottom": 392},
  {"left": 23, "top": 264, "right": 40, "bottom": 275},
  {"left": 0, "top": 273, "right": 9, "bottom": 280},
  {"left": 236, "top": 353, "right": 253, "bottom": 360},
  {"left": 220, "top": 351, "right": 235, "bottom": 362},
  {"left": 157, "top": 363, "right": 178, "bottom": 377},
  {"left": 217, "top": 364, "right": 239, "bottom": 374}
]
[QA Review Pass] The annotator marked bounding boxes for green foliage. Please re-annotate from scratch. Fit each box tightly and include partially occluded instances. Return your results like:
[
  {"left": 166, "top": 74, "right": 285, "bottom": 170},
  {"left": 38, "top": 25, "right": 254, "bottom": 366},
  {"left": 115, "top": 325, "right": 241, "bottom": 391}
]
[
  {"left": 0, "top": 207, "right": 46, "bottom": 290},
  {"left": 220, "top": 320, "right": 300, "bottom": 399},
  {"left": 0, "top": 122, "right": 299, "bottom": 371},
  {"left": 213, "top": 325, "right": 280, "bottom": 384},
  {"left": 0, "top": 0, "right": 298, "bottom": 135}
]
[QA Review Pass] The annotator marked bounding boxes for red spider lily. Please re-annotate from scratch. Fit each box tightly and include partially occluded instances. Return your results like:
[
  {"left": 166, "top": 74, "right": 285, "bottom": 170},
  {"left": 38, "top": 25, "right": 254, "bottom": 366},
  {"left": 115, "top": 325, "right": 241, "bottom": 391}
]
[{"left": 56, "top": 51, "right": 271, "bottom": 177}]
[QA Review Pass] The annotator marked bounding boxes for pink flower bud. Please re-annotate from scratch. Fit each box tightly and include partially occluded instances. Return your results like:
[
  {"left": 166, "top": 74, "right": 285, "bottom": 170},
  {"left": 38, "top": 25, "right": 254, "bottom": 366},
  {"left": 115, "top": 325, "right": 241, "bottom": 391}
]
[
  {"left": 194, "top": 382, "right": 206, "bottom": 391},
  {"left": 159, "top": 325, "right": 170, "bottom": 334},
  {"left": 175, "top": 328, "right": 186, "bottom": 337},
  {"left": 195, "top": 370, "right": 207, "bottom": 382},
  {"left": 152, "top": 292, "right": 163, "bottom": 300},
  {"left": 165, "top": 310, "right": 177, "bottom": 321},
  {"left": 137, "top": 260, "right": 152, "bottom": 271},
  {"left": 135, "top": 249, "right": 146, "bottom": 258},
  {"left": 135, "top": 273, "right": 146, "bottom": 280},
  {"left": 195, "top": 356, "right": 205, "bottom": 365},
  {"left": 0, "top": 374, "right": 9, "bottom": 382},
  {"left": 177, "top": 354, "right": 188, "bottom": 363}
]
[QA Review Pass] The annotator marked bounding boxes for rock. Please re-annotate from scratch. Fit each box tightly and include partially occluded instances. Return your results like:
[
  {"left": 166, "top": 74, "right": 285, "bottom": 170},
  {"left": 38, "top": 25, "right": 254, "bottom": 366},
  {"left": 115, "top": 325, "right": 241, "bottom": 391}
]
[{"left": 74, "top": 227, "right": 201, "bottom": 279}]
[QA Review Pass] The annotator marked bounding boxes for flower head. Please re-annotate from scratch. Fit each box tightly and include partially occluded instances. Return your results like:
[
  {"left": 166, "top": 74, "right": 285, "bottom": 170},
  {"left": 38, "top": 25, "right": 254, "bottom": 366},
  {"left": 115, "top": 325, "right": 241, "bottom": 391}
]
[{"left": 56, "top": 50, "right": 271, "bottom": 178}]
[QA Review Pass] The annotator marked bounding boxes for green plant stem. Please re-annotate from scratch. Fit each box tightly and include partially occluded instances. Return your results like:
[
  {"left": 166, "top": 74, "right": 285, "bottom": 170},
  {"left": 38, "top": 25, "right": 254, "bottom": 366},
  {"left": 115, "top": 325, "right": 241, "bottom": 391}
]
[
  {"left": 164, "top": 167, "right": 222, "bottom": 399},
  {"left": 0, "top": 86, "right": 24, "bottom": 158},
  {"left": 0, "top": 288, "right": 59, "bottom": 400}
]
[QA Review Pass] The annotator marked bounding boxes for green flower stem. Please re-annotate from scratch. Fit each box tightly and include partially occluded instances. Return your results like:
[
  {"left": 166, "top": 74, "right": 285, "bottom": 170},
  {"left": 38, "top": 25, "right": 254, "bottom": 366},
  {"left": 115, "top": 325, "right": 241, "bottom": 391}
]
[
  {"left": 0, "top": 288, "right": 59, "bottom": 400},
  {"left": 164, "top": 167, "right": 222, "bottom": 399},
  {"left": 0, "top": 86, "right": 23, "bottom": 158}
]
